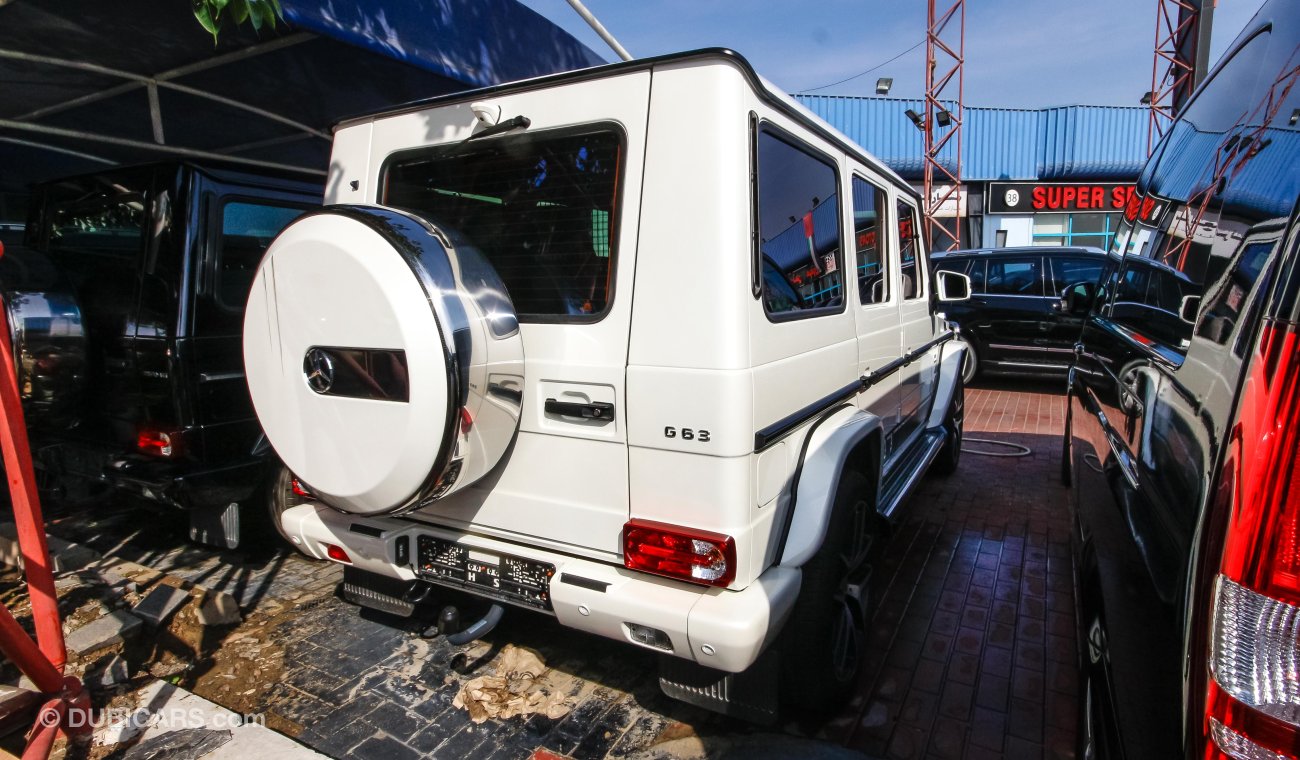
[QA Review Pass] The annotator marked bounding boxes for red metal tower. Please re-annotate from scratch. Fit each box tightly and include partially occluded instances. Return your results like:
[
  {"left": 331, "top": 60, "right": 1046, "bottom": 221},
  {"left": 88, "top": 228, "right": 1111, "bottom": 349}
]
[
  {"left": 1147, "top": 0, "right": 1215, "bottom": 155},
  {"left": 922, "top": 0, "right": 965, "bottom": 253}
]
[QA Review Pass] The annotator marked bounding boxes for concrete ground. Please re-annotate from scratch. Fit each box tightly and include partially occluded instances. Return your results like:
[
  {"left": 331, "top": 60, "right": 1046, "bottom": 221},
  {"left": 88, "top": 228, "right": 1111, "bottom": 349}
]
[{"left": 11, "top": 378, "right": 1078, "bottom": 760}]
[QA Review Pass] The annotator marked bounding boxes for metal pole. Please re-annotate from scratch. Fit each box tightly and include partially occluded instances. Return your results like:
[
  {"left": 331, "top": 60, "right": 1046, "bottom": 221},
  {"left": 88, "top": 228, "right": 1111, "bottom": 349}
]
[
  {"left": 0, "top": 291, "right": 64, "bottom": 671},
  {"left": 0, "top": 605, "right": 63, "bottom": 694},
  {"left": 0, "top": 120, "right": 326, "bottom": 177},
  {"left": 563, "top": 0, "right": 632, "bottom": 62}
]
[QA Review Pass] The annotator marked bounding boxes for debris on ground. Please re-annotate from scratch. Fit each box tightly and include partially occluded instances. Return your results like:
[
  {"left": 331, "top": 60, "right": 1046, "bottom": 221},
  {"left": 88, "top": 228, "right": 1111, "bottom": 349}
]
[{"left": 452, "top": 644, "right": 572, "bottom": 723}]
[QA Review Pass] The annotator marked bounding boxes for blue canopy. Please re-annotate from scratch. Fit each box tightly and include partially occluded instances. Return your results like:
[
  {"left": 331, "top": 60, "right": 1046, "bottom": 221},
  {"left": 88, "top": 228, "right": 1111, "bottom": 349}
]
[{"left": 0, "top": 0, "right": 606, "bottom": 196}]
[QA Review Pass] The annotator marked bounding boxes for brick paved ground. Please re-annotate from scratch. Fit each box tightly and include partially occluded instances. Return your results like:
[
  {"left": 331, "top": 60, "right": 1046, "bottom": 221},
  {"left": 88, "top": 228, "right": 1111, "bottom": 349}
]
[
  {"left": 827, "top": 378, "right": 1078, "bottom": 760},
  {"left": 35, "top": 379, "right": 1079, "bottom": 759}
]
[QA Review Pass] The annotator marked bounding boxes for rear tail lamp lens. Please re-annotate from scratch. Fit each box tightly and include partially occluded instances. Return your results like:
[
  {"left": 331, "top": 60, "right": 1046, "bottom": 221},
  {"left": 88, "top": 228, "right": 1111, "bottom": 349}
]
[
  {"left": 136, "top": 428, "right": 181, "bottom": 458},
  {"left": 1209, "top": 717, "right": 1292, "bottom": 760},
  {"left": 1206, "top": 321, "right": 1300, "bottom": 758},
  {"left": 623, "top": 519, "right": 735, "bottom": 587},
  {"left": 291, "top": 478, "right": 312, "bottom": 498},
  {"left": 323, "top": 543, "right": 351, "bottom": 563},
  {"left": 1211, "top": 577, "right": 1300, "bottom": 727}
]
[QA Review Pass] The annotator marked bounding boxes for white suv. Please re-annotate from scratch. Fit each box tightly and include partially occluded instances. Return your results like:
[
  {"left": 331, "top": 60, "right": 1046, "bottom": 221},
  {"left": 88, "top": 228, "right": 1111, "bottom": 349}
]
[{"left": 243, "top": 49, "right": 970, "bottom": 720}]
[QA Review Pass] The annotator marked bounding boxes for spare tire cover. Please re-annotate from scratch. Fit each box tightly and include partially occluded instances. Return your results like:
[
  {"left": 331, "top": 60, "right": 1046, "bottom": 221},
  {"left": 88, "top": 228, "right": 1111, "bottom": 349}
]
[{"left": 243, "top": 206, "right": 523, "bottom": 516}]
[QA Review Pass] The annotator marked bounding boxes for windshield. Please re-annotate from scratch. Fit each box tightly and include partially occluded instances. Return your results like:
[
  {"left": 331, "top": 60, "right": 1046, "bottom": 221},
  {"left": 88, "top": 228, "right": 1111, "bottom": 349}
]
[{"left": 383, "top": 128, "right": 622, "bottom": 321}]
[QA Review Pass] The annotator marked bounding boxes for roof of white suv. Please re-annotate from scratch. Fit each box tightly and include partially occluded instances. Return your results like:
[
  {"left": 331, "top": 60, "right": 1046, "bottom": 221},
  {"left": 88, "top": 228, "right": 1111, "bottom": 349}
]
[{"left": 335, "top": 48, "right": 916, "bottom": 204}]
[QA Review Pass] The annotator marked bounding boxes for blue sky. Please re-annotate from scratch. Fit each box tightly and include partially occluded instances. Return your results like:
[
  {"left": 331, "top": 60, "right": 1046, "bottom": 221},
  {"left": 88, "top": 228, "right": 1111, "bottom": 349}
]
[{"left": 517, "top": 0, "right": 1264, "bottom": 108}]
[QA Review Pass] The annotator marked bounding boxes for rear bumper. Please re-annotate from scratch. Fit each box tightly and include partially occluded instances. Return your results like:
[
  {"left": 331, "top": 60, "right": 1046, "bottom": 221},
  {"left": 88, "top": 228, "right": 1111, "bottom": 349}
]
[
  {"left": 33, "top": 440, "right": 268, "bottom": 511},
  {"left": 280, "top": 503, "right": 801, "bottom": 673}
]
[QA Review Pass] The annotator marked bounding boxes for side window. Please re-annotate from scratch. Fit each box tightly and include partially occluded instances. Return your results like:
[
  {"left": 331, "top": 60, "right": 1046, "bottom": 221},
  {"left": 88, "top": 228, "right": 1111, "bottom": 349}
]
[
  {"left": 756, "top": 128, "right": 843, "bottom": 317},
  {"left": 896, "top": 199, "right": 924, "bottom": 299},
  {"left": 1049, "top": 257, "right": 1105, "bottom": 298},
  {"left": 986, "top": 257, "right": 1044, "bottom": 296},
  {"left": 852, "top": 176, "right": 888, "bottom": 305},
  {"left": 217, "top": 201, "right": 306, "bottom": 311},
  {"left": 1197, "top": 239, "right": 1276, "bottom": 346}
]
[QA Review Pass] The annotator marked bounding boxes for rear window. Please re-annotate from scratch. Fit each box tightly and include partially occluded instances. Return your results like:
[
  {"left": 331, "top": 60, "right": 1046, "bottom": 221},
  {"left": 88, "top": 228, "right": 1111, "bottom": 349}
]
[
  {"left": 47, "top": 194, "right": 146, "bottom": 261},
  {"left": 384, "top": 128, "right": 622, "bottom": 321},
  {"left": 218, "top": 201, "right": 306, "bottom": 311}
]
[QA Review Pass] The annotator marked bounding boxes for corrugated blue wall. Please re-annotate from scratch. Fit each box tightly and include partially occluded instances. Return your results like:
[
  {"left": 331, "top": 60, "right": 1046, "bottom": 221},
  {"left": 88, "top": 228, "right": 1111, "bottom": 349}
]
[{"left": 798, "top": 95, "right": 1147, "bottom": 182}]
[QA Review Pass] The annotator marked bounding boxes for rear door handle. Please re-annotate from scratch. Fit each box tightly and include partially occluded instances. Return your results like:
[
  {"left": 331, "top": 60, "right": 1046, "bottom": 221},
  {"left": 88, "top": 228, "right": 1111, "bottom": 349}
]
[{"left": 545, "top": 398, "right": 614, "bottom": 420}]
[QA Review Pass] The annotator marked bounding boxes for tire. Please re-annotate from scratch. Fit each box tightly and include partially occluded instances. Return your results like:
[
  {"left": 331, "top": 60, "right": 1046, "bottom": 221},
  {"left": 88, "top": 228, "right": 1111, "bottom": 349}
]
[
  {"left": 960, "top": 339, "right": 979, "bottom": 385},
  {"left": 932, "top": 372, "right": 965, "bottom": 476},
  {"left": 1061, "top": 399, "right": 1074, "bottom": 486},
  {"left": 265, "top": 463, "right": 302, "bottom": 547},
  {"left": 780, "top": 470, "right": 878, "bottom": 713}
]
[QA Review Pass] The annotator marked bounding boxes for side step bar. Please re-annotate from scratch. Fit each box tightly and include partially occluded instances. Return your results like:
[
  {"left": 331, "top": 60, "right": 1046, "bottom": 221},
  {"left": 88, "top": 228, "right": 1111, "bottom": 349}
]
[{"left": 341, "top": 567, "right": 418, "bottom": 618}]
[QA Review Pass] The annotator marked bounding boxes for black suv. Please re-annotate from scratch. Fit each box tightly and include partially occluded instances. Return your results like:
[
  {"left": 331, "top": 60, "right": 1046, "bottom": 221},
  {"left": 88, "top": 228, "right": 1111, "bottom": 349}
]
[
  {"left": 10, "top": 161, "right": 319, "bottom": 547},
  {"left": 934, "top": 246, "right": 1110, "bottom": 381},
  {"left": 1064, "top": 0, "right": 1300, "bottom": 757}
]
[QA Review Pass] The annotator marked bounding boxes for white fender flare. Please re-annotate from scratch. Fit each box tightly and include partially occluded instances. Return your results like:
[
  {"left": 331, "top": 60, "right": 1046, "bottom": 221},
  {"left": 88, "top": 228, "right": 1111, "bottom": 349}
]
[
  {"left": 778, "top": 406, "right": 883, "bottom": 568},
  {"left": 926, "top": 339, "right": 969, "bottom": 430}
]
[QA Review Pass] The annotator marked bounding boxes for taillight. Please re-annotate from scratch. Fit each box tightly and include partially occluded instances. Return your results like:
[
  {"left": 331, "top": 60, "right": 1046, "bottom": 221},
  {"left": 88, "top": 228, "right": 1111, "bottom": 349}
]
[
  {"left": 136, "top": 427, "right": 182, "bottom": 458},
  {"left": 323, "top": 543, "right": 351, "bottom": 563},
  {"left": 623, "top": 519, "right": 736, "bottom": 587},
  {"left": 291, "top": 478, "right": 312, "bottom": 498},
  {"left": 1206, "top": 321, "right": 1300, "bottom": 760}
]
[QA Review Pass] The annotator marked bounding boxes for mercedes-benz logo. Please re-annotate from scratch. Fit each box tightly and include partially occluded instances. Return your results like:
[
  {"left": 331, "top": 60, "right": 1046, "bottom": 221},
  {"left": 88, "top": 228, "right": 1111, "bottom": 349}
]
[{"left": 303, "top": 348, "right": 335, "bottom": 394}]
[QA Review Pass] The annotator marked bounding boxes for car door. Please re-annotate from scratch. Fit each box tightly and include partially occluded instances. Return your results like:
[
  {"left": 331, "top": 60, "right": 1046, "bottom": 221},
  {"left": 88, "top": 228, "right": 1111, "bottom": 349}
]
[
  {"left": 974, "top": 254, "right": 1054, "bottom": 368},
  {"left": 190, "top": 174, "right": 313, "bottom": 463},
  {"left": 1043, "top": 254, "right": 1107, "bottom": 361},
  {"left": 848, "top": 172, "right": 902, "bottom": 455},
  {"left": 893, "top": 195, "right": 935, "bottom": 452}
]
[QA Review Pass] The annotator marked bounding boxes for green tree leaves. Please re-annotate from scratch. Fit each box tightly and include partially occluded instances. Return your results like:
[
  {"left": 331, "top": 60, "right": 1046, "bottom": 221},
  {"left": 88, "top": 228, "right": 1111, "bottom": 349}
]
[{"left": 192, "top": 0, "right": 283, "bottom": 42}]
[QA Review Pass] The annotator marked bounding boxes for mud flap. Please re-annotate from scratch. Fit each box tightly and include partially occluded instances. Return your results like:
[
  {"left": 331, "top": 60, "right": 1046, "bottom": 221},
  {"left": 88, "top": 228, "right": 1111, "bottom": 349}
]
[
  {"left": 188, "top": 501, "right": 240, "bottom": 550},
  {"left": 657, "top": 646, "right": 780, "bottom": 725}
]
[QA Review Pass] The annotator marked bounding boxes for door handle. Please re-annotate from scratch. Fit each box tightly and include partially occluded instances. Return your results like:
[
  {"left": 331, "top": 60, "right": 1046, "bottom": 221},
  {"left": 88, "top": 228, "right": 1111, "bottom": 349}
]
[{"left": 545, "top": 398, "right": 614, "bottom": 420}]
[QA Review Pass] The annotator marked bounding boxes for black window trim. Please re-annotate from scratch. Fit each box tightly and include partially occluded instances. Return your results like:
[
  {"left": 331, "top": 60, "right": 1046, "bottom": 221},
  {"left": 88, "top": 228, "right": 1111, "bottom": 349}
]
[
  {"left": 895, "top": 196, "right": 927, "bottom": 301},
  {"left": 753, "top": 119, "right": 848, "bottom": 323},
  {"left": 851, "top": 172, "right": 893, "bottom": 308},
  {"left": 377, "top": 121, "right": 628, "bottom": 326}
]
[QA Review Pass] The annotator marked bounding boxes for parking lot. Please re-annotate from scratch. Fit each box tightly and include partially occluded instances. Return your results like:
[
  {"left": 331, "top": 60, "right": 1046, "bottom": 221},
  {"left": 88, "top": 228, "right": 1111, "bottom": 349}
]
[{"left": 17, "top": 378, "right": 1076, "bottom": 760}]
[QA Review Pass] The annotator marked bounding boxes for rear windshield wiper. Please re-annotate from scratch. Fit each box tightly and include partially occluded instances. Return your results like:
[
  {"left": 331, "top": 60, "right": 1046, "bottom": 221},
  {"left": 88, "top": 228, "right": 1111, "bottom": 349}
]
[{"left": 464, "top": 115, "right": 531, "bottom": 143}]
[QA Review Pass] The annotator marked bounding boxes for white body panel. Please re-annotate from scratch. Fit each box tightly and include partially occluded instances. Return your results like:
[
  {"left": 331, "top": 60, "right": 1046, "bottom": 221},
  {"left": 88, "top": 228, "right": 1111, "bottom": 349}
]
[{"left": 257, "top": 53, "right": 962, "bottom": 672}]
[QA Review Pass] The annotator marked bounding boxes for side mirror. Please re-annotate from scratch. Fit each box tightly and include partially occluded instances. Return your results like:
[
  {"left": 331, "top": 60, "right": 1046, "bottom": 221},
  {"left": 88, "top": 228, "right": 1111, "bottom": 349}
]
[
  {"left": 1179, "top": 294, "right": 1201, "bottom": 325},
  {"left": 1061, "top": 281, "right": 1097, "bottom": 315},
  {"left": 936, "top": 270, "right": 971, "bottom": 302}
]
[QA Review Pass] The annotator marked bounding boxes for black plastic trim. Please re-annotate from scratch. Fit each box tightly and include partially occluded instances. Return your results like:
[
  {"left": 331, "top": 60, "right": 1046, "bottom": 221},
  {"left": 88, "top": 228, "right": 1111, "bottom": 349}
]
[
  {"left": 754, "top": 331, "right": 956, "bottom": 452},
  {"left": 545, "top": 398, "right": 614, "bottom": 420},
  {"left": 349, "top": 523, "right": 384, "bottom": 538},
  {"left": 559, "top": 573, "right": 610, "bottom": 592}
]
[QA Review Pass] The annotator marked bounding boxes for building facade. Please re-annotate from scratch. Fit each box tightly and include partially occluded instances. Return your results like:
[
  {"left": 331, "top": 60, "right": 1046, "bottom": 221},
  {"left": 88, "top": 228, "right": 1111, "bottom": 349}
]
[{"left": 797, "top": 95, "right": 1148, "bottom": 250}]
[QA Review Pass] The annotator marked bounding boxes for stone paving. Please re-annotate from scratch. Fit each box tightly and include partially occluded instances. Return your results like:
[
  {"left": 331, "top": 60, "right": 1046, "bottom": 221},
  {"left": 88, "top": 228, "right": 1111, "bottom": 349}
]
[
  {"left": 32, "top": 378, "right": 1079, "bottom": 760},
  {"left": 827, "top": 379, "right": 1078, "bottom": 760}
]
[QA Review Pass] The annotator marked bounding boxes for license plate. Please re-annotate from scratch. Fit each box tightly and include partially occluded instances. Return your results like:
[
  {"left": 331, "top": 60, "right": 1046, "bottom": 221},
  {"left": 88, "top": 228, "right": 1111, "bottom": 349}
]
[{"left": 415, "top": 536, "right": 554, "bottom": 611}]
